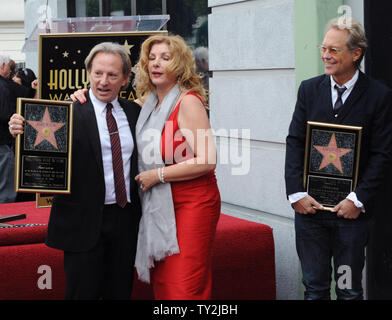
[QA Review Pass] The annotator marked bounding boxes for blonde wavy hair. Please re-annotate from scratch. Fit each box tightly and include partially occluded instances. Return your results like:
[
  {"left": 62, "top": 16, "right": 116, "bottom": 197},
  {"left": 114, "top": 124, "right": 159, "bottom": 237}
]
[{"left": 135, "top": 34, "right": 207, "bottom": 106}]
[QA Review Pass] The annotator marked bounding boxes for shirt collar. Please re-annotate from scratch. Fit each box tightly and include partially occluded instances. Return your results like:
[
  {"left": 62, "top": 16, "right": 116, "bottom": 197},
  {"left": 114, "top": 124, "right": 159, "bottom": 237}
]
[
  {"left": 89, "top": 88, "right": 120, "bottom": 115},
  {"left": 330, "top": 69, "right": 359, "bottom": 90}
]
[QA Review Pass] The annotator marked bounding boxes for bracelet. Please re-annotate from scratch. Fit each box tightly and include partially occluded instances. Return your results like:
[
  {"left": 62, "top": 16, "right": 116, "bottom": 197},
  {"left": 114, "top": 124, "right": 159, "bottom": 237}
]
[
  {"left": 158, "top": 167, "right": 165, "bottom": 183},
  {"left": 160, "top": 167, "right": 165, "bottom": 183}
]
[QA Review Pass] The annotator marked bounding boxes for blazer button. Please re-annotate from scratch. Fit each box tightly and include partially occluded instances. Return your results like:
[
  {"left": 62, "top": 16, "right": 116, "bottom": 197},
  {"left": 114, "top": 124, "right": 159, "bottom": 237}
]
[{"left": 334, "top": 114, "right": 338, "bottom": 118}]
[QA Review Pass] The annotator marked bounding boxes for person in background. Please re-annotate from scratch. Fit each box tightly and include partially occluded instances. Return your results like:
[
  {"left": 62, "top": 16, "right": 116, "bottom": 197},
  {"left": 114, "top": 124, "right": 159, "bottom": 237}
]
[
  {"left": 193, "top": 46, "right": 210, "bottom": 93},
  {"left": 13, "top": 67, "right": 38, "bottom": 98},
  {"left": 5, "top": 65, "right": 37, "bottom": 101},
  {"left": 11, "top": 67, "right": 38, "bottom": 202},
  {"left": 0, "top": 52, "right": 16, "bottom": 203},
  {"left": 8, "top": 59, "right": 16, "bottom": 80}
]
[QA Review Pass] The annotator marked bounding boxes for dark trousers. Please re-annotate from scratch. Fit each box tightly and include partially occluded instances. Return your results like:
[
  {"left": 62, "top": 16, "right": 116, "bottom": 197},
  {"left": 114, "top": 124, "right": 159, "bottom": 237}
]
[
  {"left": 64, "top": 203, "right": 141, "bottom": 300},
  {"left": 0, "top": 145, "right": 16, "bottom": 203},
  {"left": 295, "top": 211, "right": 369, "bottom": 300}
]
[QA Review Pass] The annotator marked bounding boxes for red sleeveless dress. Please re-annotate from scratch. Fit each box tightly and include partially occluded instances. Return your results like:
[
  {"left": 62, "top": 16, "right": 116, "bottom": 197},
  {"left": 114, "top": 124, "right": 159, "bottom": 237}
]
[{"left": 152, "top": 92, "right": 221, "bottom": 300}]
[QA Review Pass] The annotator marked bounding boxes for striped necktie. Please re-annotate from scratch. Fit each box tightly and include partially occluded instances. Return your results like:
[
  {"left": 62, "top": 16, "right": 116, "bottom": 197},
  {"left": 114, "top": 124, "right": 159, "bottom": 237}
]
[
  {"left": 106, "top": 103, "right": 127, "bottom": 208},
  {"left": 334, "top": 85, "right": 347, "bottom": 113}
]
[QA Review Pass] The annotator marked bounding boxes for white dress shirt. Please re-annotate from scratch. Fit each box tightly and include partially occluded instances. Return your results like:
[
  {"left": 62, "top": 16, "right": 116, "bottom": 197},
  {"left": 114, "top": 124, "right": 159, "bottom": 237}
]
[
  {"left": 330, "top": 69, "right": 359, "bottom": 107},
  {"left": 90, "top": 89, "right": 134, "bottom": 204},
  {"left": 289, "top": 70, "right": 365, "bottom": 212}
]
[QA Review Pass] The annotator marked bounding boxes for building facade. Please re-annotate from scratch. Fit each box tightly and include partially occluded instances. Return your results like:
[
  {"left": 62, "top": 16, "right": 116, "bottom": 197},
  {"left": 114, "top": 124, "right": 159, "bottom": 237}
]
[{"left": 0, "top": 0, "right": 25, "bottom": 63}]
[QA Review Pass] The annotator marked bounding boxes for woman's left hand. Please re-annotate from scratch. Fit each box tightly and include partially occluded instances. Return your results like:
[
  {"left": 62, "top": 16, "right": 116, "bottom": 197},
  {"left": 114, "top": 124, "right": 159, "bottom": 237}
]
[{"left": 135, "top": 169, "right": 160, "bottom": 192}]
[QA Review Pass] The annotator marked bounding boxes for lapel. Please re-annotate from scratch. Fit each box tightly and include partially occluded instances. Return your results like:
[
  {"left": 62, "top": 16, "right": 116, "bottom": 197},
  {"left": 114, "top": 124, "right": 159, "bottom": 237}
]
[
  {"left": 315, "top": 75, "right": 335, "bottom": 121},
  {"left": 119, "top": 98, "right": 137, "bottom": 144},
  {"left": 79, "top": 92, "right": 104, "bottom": 178},
  {"left": 316, "top": 71, "right": 369, "bottom": 124},
  {"left": 118, "top": 98, "right": 139, "bottom": 180},
  {"left": 336, "top": 71, "right": 368, "bottom": 122}
]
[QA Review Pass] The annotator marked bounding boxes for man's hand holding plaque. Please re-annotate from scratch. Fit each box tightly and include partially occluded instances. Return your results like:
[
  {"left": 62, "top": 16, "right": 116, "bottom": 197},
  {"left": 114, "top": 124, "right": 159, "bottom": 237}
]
[
  {"left": 292, "top": 195, "right": 324, "bottom": 214},
  {"left": 331, "top": 198, "right": 361, "bottom": 219}
]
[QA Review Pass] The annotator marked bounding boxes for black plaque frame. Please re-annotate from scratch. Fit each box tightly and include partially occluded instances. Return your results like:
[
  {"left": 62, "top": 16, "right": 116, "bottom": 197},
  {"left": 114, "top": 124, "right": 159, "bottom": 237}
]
[
  {"left": 304, "top": 121, "right": 362, "bottom": 210},
  {"left": 15, "top": 98, "right": 73, "bottom": 194}
]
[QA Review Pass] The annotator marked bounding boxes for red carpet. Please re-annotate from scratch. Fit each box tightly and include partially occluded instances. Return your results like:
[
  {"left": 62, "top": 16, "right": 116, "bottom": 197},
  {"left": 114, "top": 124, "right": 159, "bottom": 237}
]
[
  {"left": 0, "top": 202, "right": 275, "bottom": 300},
  {"left": 212, "top": 215, "right": 276, "bottom": 299},
  {"left": 0, "top": 201, "right": 48, "bottom": 246}
]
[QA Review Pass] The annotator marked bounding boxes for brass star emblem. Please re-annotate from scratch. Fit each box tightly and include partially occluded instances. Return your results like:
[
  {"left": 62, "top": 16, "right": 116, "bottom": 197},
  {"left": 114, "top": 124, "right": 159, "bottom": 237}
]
[{"left": 122, "top": 40, "right": 134, "bottom": 54}]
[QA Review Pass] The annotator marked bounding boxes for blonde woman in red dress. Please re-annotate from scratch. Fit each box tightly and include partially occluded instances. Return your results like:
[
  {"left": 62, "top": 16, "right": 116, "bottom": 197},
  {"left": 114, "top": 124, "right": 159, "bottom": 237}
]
[{"left": 134, "top": 35, "right": 221, "bottom": 300}]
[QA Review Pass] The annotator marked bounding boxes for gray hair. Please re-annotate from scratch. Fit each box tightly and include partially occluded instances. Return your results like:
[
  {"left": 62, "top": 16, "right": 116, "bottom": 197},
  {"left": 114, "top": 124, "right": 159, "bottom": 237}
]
[
  {"left": 325, "top": 17, "right": 367, "bottom": 67},
  {"left": 193, "top": 46, "right": 208, "bottom": 64},
  {"left": 84, "top": 42, "right": 132, "bottom": 77},
  {"left": 0, "top": 52, "right": 10, "bottom": 65}
]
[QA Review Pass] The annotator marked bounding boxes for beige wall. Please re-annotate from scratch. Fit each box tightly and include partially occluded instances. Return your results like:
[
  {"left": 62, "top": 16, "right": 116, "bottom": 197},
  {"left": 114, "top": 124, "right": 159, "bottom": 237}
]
[
  {"left": 208, "top": 0, "right": 298, "bottom": 299},
  {"left": 0, "top": 0, "right": 25, "bottom": 62}
]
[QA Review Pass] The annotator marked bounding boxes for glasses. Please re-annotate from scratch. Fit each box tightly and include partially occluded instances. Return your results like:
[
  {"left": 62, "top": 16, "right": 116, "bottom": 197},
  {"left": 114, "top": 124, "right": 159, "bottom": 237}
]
[{"left": 318, "top": 45, "right": 346, "bottom": 56}]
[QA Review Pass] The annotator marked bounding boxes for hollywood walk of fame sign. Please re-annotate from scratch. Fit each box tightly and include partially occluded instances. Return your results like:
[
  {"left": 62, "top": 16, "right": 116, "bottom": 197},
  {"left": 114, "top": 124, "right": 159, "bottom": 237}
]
[
  {"left": 38, "top": 31, "right": 167, "bottom": 101},
  {"left": 15, "top": 98, "right": 73, "bottom": 194},
  {"left": 303, "top": 121, "right": 362, "bottom": 209}
]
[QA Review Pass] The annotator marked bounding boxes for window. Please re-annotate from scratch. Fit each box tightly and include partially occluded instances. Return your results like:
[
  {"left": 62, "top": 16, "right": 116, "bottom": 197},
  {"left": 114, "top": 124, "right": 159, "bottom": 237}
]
[
  {"left": 67, "top": 0, "right": 208, "bottom": 47},
  {"left": 67, "top": 0, "right": 209, "bottom": 90}
]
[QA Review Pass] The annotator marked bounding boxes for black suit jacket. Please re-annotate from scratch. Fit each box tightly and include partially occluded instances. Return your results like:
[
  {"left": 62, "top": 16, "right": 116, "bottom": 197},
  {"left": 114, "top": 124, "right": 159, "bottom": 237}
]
[
  {"left": 0, "top": 76, "right": 14, "bottom": 146},
  {"left": 46, "top": 93, "right": 142, "bottom": 252},
  {"left": 285, "top": 71, "right": 392, "bottom": 213}
]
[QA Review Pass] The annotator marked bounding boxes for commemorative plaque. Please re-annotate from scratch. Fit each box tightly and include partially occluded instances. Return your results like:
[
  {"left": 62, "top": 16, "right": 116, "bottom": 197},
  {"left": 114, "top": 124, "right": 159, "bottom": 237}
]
[
  {"left": 304, "top": 121, "right": 362, "bottom": 210},
  {"left": 15, "top": 98, "right": 73, "bottom": 194},
  {"left": 29, "top": 16, "right": 168, "bottom": 206}
]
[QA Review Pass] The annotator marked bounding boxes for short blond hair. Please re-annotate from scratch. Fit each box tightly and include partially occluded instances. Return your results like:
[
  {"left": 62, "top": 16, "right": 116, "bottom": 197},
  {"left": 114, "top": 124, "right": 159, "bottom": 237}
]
[
  {"left": 325, "top": 17, "right": 368, "bottom": 67},
  {"left": 135, "top": 35, "right": 207, "bottom": 104}
]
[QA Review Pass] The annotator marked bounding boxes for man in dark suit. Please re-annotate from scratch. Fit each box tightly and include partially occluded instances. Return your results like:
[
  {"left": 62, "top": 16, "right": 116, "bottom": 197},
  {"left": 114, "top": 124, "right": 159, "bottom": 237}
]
[
  {"left": 10, "top": 42, "right": 142, "bottom": 299},
  {"left": 285, "top": 18, "right": 392, "bottom": 300}
]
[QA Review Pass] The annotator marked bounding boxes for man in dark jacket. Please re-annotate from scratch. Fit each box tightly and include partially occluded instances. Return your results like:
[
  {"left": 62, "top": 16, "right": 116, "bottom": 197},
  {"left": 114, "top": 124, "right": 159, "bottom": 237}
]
[
  {"left": 285, "top": 18, "right": 392, "bottom": 300},
  {"left": 0, "top": 52, "right": 17, "bottom": 203},
  {"left": 10, "top": 43, "right": 142, "bottom": 299}
]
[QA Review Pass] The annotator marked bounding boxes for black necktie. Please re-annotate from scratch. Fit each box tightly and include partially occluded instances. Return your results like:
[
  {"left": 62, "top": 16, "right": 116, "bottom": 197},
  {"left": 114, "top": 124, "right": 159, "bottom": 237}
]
[
  {"left": 334, "top": 85, "right": 347, "bottom": 113},
  {"left": 106, "top": 103, "right": 127, "bottom": 208}
]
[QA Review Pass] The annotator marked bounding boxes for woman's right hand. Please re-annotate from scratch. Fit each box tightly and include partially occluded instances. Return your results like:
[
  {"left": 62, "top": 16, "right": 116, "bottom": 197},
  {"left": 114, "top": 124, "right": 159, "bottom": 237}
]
[
  {"left": 70, "top": 88, "right": 88, "bottom": 103},
  {"left": 8, "top": 114, "right": 25, "bottom": 138}
]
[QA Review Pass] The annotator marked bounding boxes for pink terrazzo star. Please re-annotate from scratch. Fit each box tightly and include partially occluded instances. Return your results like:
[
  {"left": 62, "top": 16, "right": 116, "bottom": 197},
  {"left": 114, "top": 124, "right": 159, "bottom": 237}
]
[{"left": 27, "top": 107, "right": 65, "bottom": 149}]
